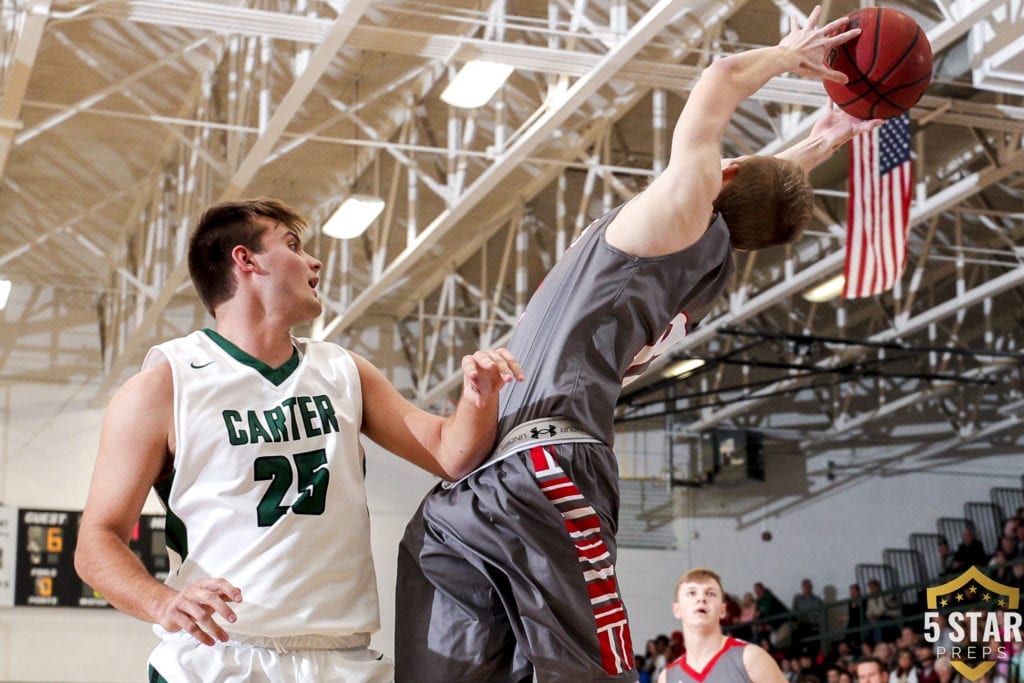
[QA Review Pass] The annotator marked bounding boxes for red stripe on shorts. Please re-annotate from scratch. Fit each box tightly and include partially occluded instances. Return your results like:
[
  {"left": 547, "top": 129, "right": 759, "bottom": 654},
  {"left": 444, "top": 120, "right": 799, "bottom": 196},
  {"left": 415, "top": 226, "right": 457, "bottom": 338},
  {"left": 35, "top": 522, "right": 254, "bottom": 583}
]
[{"left": 527, "top": 445, "right": 634, "bottom": 676}]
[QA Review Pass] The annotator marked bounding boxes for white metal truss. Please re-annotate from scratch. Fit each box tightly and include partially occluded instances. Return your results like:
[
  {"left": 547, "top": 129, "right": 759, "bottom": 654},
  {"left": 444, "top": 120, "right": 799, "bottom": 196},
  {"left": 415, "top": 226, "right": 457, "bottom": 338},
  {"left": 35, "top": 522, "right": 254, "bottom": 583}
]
[{"left": 1, "top": 0, "right": 1023, "bottom": 473}]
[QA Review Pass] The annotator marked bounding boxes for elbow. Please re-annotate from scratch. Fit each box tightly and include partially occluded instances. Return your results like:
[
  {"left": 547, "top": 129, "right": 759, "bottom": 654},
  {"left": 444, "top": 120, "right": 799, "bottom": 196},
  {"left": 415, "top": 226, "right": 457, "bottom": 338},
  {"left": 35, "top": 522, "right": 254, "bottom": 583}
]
[
  {"left": 74, "top": 543, "right": 94, "bottom": 587},
  {"left": 440, "top": 456, "right": 477, "bottom": 483},
  {"left": 701, "top": 56, "right": 742, "bottom": 85}
]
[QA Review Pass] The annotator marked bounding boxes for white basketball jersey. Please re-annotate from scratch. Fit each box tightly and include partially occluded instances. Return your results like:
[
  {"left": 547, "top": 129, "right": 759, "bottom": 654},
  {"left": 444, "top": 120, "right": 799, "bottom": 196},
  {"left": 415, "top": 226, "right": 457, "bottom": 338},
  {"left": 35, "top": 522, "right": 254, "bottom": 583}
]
[{"left": 143, "top": 329, "right": 379, "bottom": 639}]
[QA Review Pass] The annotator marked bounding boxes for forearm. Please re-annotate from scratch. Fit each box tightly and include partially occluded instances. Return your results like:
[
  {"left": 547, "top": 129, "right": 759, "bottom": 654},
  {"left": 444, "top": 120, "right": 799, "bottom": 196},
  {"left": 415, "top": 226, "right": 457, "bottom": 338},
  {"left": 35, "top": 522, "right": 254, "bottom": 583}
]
[
  {"left": 707, "top": 46, "right": 801, "bottom": 108},
  {"left": 75, "top": 526, "right": 174, "bottom": 623},
  {"left": 670, "top": 46, "right": 799, "bottom": 155},
  {"left": 775, "top": 131, "right": 839, "bottom": 173},
  {"left": 437, "top": 392, "right": 500, "bottom": 480}
]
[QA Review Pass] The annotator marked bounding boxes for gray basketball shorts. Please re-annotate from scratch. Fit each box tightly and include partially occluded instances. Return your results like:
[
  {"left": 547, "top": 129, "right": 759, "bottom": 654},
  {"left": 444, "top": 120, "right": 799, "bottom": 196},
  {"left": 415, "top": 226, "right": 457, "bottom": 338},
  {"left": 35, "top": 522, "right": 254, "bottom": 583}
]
[{"left": 394, "top": 441, "right": 638, "bottom": 683}]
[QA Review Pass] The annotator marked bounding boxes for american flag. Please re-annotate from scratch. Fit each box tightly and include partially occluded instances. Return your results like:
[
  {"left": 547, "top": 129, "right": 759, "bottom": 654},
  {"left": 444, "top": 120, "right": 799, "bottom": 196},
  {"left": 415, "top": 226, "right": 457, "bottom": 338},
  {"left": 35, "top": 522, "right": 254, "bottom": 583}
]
[{"left": 843, "top": 112, "right": 913, "bottom": 299}]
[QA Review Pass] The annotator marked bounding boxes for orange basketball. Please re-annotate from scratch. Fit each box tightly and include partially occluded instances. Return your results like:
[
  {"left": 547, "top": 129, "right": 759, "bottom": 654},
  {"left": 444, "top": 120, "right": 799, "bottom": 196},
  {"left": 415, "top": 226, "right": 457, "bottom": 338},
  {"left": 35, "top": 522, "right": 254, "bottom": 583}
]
[{"left": 823, "top": 7, "right": 933, "bottom": 119}]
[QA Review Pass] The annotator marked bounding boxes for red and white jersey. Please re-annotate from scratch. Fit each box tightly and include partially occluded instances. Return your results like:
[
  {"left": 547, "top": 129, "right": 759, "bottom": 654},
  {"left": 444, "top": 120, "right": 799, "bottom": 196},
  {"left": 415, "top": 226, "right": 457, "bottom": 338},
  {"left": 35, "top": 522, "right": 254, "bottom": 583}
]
[{"left": 665, "top": 637, "right": 752, "bottom": 683}]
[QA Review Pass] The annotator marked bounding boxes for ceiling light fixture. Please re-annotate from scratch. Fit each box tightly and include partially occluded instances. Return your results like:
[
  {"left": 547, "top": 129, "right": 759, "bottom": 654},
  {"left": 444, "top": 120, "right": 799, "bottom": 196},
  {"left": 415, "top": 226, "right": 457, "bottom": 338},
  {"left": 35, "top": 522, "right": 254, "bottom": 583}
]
[
  {"left": 803, "top": 274, "right": 846, "bottom": 303},
  {"left": 322, "top": 195, "right": 385, "bottom": 239},
  {"left": 440, "top": 60, "right": 514, "bottom": 109},
  {"left": 0, "top": 279, "right": 10, "bottom": 310},
  {"left": 663, "top": 358, "right": 706, "bottom": 379}
]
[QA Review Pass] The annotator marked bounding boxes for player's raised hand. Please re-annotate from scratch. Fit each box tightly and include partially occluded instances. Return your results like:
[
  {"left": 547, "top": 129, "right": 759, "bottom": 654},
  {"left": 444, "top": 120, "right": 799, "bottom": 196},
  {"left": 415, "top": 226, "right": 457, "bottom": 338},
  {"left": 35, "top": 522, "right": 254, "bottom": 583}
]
[
  {"left": 155, "top": 577, "right": 243, "bottom": 646},
  {"left": 812, "top": 100, "right": 884, "bottom": 151},
  {"left": 461, "top": 348, "right": 524, "bottom": 408},
  {"left": 779, "top": 5, "right": 860, "bottom": 82}
]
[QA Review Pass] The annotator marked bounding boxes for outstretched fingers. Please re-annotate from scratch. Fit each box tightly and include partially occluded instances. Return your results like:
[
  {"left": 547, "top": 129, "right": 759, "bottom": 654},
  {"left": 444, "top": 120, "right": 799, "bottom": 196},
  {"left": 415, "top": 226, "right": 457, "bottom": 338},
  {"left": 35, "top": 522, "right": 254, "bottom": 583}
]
[{"left": 781, "top": 5, "right": 861, "bottom": 82}]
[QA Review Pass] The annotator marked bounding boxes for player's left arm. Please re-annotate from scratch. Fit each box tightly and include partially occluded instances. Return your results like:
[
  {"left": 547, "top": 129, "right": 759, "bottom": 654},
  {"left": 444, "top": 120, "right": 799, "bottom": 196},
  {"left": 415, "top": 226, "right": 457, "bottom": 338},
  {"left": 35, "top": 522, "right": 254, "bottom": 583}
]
[
  {"left": 356, "top": 349, "right": 524, "bottom": 480},
  {"left": 743, "top": 644, "right": 789, "bottom": 683}
]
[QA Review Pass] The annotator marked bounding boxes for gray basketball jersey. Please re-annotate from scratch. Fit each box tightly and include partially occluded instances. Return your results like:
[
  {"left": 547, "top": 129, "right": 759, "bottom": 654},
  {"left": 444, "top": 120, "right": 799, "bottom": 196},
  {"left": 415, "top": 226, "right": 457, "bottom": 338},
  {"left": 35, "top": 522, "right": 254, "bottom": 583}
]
[
  {"left": 665, "top": 638, "right": 752, "bottom": 683},
  {"left": 499, "top": 205, "right": 734, "bottom": 444}
]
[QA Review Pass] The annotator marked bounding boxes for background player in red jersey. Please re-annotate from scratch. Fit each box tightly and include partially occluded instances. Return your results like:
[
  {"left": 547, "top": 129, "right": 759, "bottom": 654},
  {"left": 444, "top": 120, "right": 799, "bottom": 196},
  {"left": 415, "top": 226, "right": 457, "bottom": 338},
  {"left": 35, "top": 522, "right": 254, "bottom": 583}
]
[{"left": 660, "top": 568, "right": 786, "bottom": 683}]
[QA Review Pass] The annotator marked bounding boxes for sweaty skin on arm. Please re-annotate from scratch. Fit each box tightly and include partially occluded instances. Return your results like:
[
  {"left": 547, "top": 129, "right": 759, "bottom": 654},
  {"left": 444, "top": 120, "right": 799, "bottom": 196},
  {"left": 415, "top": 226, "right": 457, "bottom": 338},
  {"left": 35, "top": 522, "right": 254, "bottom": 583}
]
[
  {"left": 74, "top": 364, "right": 242, "bottom": 647},
  {"left": 605, "top": 6, "right": 860, "bottom": 258}
]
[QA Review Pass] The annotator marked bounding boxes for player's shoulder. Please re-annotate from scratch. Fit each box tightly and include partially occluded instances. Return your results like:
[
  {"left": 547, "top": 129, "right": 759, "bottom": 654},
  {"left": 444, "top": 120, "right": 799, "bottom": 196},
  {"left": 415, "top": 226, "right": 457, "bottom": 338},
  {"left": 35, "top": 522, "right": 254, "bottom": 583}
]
[{"left": 741, "top": 639, "right": 785, "bottom": 682}]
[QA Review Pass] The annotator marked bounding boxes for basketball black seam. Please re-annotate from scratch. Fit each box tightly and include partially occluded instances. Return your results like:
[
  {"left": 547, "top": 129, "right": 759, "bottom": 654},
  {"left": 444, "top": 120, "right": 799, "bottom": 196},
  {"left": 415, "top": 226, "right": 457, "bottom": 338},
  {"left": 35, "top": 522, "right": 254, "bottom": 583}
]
[
  {"left": 869, "top": 29, "right": 928, "bottom": 117},
  {"left": 871, "top": 28, "right": 923, "bottom": 94}
]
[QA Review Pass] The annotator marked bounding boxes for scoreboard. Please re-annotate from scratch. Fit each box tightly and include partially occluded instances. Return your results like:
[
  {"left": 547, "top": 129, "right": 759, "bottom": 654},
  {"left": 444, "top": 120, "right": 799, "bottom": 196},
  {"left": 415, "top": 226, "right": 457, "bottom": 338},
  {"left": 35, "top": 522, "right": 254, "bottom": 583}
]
[{"left": 9, "top": 507, "right": 168, "bottom": 609}]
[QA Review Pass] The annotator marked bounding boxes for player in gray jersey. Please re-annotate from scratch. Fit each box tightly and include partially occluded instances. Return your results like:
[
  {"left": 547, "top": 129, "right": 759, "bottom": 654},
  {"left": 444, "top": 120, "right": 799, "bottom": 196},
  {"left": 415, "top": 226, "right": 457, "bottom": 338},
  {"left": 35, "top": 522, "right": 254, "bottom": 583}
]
[
  {"left": 395, "top": 6, "right": 882, "bottom": 682},
  {"left": 660, "top": 568, "right": 786, "bottom": 683},
  {"left": 75, "top": 197, "right": 523, "bottom": 682}
]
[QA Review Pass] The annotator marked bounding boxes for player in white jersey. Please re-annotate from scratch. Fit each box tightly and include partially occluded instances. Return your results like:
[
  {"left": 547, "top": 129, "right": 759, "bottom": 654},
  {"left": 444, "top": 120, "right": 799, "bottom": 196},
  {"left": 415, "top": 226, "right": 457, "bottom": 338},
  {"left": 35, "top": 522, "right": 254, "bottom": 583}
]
[
  {"left": 75, "top": 197, "right": 524, "bottom": 682},
  {"left": 660, "top": 568, "right": 786, "bottom": 683}
]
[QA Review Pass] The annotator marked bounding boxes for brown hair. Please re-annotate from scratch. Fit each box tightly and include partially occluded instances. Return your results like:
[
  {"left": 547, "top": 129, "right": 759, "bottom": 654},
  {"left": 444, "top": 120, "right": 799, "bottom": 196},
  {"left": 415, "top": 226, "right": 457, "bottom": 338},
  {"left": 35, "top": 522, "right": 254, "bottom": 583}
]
[
  {"left": 674, "top": 567, "right": 724, "bottom": 598},
  {"left": 188, "top": 198, "right": 308, "bottom": 315},
  {"left": 713, "top": 156, "right": 813, "bottom": 251}
]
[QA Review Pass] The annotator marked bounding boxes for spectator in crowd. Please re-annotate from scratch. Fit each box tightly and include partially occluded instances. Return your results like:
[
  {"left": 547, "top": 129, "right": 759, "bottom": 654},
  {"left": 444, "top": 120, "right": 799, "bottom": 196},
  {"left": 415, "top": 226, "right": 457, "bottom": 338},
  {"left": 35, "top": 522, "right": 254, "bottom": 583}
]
[
  {"left": 932, "top": 656, "right": 961, "bottom": 683},
  {"left": 835, "top": 641, "right": 856, "bottom": 671},
  {"left": 839, "top": 671, "right": 854, "bottom": 683},
  {"left": 996, "top": 534, "right": 1018, "bottom": 561},
  {"left": 874, "top": 642, "right": 896, "bottom": 670},
  {"left": 951, "top": 526, "right": 988, "bottom": 571},
  {"left": 669, "top": 630, "right": 685, "bottom": 661},
  {"left": 652, "top": 633, "right": 672, "bottom": 681},
  {"left": 640, "top": 639, "right": 660, "bottom": 683},
  {"left": 896, "top": 626, "right": 920, "bottom": 651},
  {"left": 1009, "top": 560, "right": 1024, "bottom": 593},
  {"left": 847, "top": 584, "right": 866, "bottom": 646},
  {"left": 756, "top": 581, "right": 792, "bottom": 643},
  {"left": 1015, "top": 522, "right": 1024, "bottom": 557},
  {"left": 890, "top": 648, "right": 919, "bottom": 683},
  {"left": 937, "top": 539, "right": 957, "bottom": 578},
  {"left": 856, "top": 656, "right": 889, "bottom": 683},
  {"left": 737, "top": 591, "right": 760, "bottom": 641},
  {"left": 793, "top": 579, "right": 825, "bottom": 654},
  {"left": 928, "top": 613, "right": 955, "bottom": 655},
  {"left": 989, "top": 549, "right": 1012, "bottom": 583},
  {"left": 913, "top": 644, "right": 940, "bottom": 683},
  {"left": 724, "top": 593, "right": 742, "bottom": 628},
  {"left": 865, "top": 580, "right": 900, "bottom": 645}
]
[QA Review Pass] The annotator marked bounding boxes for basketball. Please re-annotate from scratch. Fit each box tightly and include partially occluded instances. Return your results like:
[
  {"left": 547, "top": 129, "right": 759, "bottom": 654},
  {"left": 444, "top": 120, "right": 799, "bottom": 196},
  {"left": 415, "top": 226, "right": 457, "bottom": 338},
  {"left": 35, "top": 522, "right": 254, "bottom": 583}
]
[{"left": 823, "top": 7, "right": 933, "bottom": 119}]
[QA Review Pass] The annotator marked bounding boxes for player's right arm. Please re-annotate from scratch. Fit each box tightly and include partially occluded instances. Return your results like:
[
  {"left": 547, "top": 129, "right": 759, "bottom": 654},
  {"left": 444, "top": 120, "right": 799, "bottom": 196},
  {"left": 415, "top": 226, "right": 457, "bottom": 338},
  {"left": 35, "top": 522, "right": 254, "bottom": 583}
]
[
  {"left": 74, "top": 364, "right": 241, "bottom": 646},
  {"left": 606, "top": 6, "right": 858, "bottom": 258}
]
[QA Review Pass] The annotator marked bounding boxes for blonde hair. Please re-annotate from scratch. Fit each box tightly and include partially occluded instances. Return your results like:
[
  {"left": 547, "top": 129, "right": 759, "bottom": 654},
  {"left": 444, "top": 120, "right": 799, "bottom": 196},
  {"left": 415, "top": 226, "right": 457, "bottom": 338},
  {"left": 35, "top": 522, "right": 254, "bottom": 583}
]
[{"left": 675, "top": 567, "right": 724, "bottom": 599}]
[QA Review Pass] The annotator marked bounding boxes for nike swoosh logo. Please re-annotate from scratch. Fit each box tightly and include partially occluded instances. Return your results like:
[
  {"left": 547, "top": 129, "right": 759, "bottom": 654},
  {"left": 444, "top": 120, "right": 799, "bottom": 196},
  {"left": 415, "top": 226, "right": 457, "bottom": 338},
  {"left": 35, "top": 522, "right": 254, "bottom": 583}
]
[{"left": 190, "top": 360, "right": 215, "bottom": 369}]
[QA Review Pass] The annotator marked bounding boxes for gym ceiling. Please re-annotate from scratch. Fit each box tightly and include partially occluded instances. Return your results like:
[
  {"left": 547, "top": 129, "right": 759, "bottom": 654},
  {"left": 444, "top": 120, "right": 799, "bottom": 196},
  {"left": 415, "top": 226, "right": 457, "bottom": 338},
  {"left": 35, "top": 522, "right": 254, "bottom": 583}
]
[{"left": 1, "top": 0, "right": 1022, "bottom": 466}]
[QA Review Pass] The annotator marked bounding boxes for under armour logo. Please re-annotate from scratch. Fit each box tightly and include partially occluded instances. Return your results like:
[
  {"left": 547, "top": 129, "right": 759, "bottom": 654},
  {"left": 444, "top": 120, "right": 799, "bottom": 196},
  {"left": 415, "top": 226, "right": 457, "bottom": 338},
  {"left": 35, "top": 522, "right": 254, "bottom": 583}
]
[{"left": 530, "top": 424, "right": 558, "bottom": 439}]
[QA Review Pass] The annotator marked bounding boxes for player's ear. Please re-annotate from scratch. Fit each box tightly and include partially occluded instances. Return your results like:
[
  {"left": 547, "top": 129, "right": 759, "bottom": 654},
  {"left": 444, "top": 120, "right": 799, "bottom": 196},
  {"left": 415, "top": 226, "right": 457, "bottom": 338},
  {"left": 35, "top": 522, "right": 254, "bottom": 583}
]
[
  {"left": 232, "top": 245, "right": 262, "bottom": 274},
  {"left": 721, "top": 163, "right": 741, "bottom": 183},
  {"left": 672, "top": 601, "right": 683, "bottom": 620}
]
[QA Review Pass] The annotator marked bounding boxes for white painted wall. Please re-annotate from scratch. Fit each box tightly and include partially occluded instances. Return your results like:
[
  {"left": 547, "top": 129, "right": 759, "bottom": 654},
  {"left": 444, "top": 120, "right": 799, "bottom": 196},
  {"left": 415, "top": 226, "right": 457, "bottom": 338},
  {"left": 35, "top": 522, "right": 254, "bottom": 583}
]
[{"left": 0, "top": 378, "right": 1020, "bottom": 681}]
